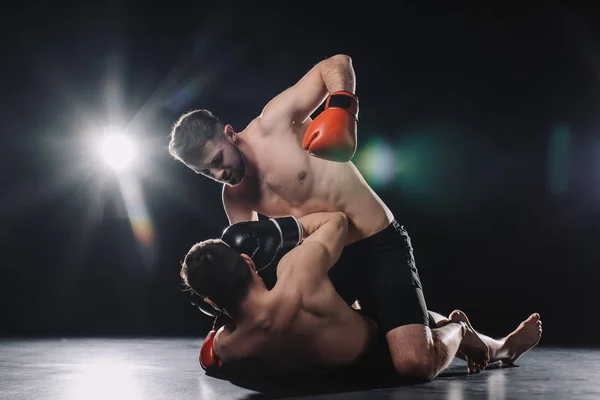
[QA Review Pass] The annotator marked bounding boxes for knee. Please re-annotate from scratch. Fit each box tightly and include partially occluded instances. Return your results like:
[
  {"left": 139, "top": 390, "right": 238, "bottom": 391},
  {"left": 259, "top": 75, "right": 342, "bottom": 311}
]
[{"left": 392, "top": 354, "right": 435, "bottom": 381}]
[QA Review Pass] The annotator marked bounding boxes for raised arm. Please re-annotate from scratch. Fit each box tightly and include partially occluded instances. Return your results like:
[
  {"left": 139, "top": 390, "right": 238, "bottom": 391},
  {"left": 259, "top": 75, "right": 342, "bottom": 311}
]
[
  {"left": 276, "top": 212, "right": 348, "bottom": 279},
  {"left": 259, "top": 55, "right": 358, "bottom": 162},
  {"left": 260, "top": 54, "right": 355, "bottom": 127}
]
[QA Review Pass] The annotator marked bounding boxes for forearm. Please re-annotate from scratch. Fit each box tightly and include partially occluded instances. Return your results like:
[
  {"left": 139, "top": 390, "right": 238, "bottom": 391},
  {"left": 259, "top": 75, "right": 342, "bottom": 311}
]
[
  {"left": 429, "top": 322, "right": 466, "bottom": 379},
  {"left": 296, "top": 212, "right": 348, "bottom": 263},
  {"left": 317, "top": 54, "right": 356, "bottom": 94}
]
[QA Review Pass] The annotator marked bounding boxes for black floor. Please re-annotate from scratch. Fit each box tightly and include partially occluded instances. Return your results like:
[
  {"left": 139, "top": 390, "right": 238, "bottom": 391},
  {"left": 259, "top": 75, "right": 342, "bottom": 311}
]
[{"left": 1, "top": 338, "right": 598, "bottom": 399}]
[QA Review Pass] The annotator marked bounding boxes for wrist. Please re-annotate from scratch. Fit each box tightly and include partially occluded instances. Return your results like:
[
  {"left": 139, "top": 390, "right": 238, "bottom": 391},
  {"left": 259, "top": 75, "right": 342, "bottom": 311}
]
[
  {"left": 269, "top": 216, "right": 303, "bottom": 247},
  {"left": 325, "top": 91, "right": 359, "bottom": 119}
]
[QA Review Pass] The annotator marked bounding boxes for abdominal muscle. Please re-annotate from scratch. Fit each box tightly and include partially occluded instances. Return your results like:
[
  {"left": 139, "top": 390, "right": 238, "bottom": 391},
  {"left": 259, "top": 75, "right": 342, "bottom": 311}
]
[{"left": 304, "top": 161, "right": 394, "bottom": 244}]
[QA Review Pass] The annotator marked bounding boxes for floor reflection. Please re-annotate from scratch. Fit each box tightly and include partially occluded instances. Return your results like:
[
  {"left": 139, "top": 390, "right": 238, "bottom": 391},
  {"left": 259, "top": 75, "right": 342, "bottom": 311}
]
[
  {"left": 446, "top": 381, "right": 465, "bottom": 400},
  {"left": 64, "top": 357, "right": 140, "bottom": 400},
  {"left": 486, "top": 369, "right": 507, "bottom": 399}
]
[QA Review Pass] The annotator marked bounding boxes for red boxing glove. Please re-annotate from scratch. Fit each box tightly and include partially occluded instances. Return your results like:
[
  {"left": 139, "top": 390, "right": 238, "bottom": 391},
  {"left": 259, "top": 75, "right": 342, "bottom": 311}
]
[
  {"left": 199, "top": 329, "right": 223, "bottom": 372},
  {"left": 302, "top": 91, "right": 359, "bottom": 163}
]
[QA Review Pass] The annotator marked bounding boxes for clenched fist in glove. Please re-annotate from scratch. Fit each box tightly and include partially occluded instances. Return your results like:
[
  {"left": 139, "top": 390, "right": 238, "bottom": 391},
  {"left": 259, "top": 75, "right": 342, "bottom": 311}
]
[
  {"left": 221, "top": 216, "right": 303, "bottom": 271},
  {"left": 302, "top": 91, "right": 359, "bottom": 163}
]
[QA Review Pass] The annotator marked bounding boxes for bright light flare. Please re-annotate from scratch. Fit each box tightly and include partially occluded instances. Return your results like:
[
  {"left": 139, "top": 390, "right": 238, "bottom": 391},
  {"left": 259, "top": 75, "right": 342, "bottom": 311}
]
[
  {"left": 100, "top": 134, "right": 136, "bottom": 172},
  {"left": 355, "top": 137, "right": 400, "bottom": 190}
]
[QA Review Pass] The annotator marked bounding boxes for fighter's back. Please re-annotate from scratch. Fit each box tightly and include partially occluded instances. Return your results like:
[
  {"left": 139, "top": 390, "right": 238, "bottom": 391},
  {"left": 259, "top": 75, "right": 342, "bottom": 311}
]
[{"left": 219, "top": 259, "right": 375, "bottom": 374}]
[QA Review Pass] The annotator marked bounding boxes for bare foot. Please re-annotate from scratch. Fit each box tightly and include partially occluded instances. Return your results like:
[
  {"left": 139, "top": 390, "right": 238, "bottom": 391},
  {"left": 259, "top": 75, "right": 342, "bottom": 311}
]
[
  {"left": 498, "top": 313, "right": 543, "bottom": 365},
  {"left": 449, "top": 310, "right": 490, "bottom": 373}
]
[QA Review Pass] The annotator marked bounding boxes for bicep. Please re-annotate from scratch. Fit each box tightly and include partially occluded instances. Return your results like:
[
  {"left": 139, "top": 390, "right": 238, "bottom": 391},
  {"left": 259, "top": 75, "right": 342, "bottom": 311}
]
[
  {"left": 259, "top": 66, "right": 328, "bottom": 128},
  {"left": 279, "top": 240, "right": 335, "bottom": 279}
]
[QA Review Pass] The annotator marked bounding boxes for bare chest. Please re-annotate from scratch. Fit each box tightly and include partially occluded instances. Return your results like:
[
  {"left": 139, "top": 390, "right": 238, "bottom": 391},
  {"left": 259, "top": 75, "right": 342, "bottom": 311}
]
[{"left": 248, "top": 138, "right": 318, "bottom": 215}]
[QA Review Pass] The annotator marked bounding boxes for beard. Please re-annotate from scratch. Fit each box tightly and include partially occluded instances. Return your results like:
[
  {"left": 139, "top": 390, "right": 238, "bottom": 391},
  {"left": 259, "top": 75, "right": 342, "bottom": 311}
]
[{"left": 229, "top": 145, "right": 246, "bottom": 185}]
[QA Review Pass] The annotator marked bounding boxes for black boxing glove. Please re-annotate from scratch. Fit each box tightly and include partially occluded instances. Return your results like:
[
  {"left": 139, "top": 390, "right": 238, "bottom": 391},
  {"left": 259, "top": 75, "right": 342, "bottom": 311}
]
[{"left": 221, "top": 216, "right": 303, "bottom": 271}]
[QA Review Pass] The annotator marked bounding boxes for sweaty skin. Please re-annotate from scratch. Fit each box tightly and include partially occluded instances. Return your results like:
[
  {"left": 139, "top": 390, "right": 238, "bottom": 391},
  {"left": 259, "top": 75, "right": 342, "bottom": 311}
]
[{"left": 212, "top": 212, "right": 378, "bottom": 375}]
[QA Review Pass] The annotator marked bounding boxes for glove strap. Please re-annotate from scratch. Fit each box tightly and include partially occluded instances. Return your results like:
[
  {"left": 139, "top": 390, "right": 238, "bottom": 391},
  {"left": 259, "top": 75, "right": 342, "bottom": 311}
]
[
  {"left": 269, "top": 216, "right": 303, "bottom": 249},
  {"left": 325, "top": 91, "right": 359, "bottom": 119}
]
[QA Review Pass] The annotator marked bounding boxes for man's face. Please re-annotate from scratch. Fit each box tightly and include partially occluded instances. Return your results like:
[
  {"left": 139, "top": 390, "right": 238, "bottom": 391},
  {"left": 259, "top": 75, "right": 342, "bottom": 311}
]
[{"left": 188, "top": 127, "right": 246, "bottom": 186}]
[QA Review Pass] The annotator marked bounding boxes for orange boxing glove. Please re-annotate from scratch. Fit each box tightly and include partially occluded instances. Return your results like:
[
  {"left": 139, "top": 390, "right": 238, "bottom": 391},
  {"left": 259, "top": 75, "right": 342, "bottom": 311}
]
[
  {"left": 302, "top": 91, "right": 359, "bottom": 163},
  {"left": 199, "top": 329, "right": 223, "bottom": 373}
]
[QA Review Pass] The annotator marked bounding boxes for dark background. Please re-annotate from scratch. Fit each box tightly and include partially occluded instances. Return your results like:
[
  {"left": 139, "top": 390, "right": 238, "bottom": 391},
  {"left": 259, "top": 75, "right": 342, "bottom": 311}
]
[{"left": 1, "top": 2, "right": 599, "bottom": 347}]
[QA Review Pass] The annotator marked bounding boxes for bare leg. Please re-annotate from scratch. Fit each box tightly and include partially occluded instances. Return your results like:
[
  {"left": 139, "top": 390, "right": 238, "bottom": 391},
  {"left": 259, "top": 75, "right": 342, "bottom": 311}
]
[
  {"left": 386, "top": 321, "right": 466, "bottom": 381},
  {"left": 449, "top": 310, "right": 543, "bottom": 364},
  {"left": 429, "top": 310, "right": 490, "bottom": 374},
  {"left": 429, "top": 310, "right": 450, "bottom": 327}
]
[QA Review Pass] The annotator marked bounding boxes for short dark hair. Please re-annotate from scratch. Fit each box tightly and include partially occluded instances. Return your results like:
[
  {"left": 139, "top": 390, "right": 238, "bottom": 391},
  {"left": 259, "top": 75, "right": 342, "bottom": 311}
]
[
  {"left": 180, "top": 239, "right": 253, "bottom": 317},
  {"left": 168, "top": 109, "right": 224, "bottom": 164}
]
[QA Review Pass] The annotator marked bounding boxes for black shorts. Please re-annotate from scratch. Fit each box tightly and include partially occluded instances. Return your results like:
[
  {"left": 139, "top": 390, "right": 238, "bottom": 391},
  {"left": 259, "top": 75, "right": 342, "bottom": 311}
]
[{"left": 328, "top": 220, "right": 430, "bottom": 334}]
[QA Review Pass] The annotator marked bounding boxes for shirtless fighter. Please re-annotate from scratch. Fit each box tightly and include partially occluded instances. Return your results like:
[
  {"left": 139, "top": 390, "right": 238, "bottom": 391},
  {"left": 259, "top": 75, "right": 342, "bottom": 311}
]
[
  {"left": 180, "top": 212, "right": 543, "bottom": 378},
  {"left": 168, "top": 54, "right": 536, "bottom": 379}
]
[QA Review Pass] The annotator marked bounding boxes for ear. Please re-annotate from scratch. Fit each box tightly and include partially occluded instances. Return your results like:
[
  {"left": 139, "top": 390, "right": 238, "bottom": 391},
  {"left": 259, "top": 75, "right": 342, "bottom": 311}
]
[
  {"left": 223, "top": 124, "right": 237, "bottom": 143},
  {"left": 240, "top": 253, "right": 258, "bottom": 273},
  {"left": 204, "top": 298, "right": 232, "bottom": 319}
]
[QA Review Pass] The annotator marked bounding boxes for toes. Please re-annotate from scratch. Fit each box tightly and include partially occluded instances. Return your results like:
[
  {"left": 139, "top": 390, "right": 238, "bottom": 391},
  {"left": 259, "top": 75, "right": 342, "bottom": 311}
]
[
  {"left": 480, "top": 353, "right": 490, "bottom": 369},
  {"left": 467, "top": 358, "right": 477, "bottom": 374},
  {"left": 477, "top": 343, "right": 491, "bottom": 363}
]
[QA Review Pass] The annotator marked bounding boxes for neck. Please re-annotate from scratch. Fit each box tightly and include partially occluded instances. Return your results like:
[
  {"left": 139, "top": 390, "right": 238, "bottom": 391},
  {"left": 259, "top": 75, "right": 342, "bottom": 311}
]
[{"left": 236, "top": 133, "right": 258, "bottom": 178}]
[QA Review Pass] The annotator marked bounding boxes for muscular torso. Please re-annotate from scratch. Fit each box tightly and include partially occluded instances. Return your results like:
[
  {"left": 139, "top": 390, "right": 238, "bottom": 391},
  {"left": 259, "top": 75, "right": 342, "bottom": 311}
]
[
  {"left": 218, "top": 271, "right": 377, "bottom": 375},
  {"left": 228, "top": 118, "right": 394, "bottom": 244}
]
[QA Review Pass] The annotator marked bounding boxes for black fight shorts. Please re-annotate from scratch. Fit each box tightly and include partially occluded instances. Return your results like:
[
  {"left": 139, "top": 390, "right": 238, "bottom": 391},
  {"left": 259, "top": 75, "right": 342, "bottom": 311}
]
[{"left": 328, "top": 220, "right": 431, "bottom": 334}]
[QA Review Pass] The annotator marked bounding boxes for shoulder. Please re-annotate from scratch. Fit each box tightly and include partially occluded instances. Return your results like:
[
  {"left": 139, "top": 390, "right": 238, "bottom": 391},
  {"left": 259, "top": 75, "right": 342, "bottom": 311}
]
[
  {"left": 222, "top": 183, "right": 236, "bottom": 200},
  {"left": 276, "top": 242, "right": 331, "bottom": 295},
  {"left": 250, "top": 281, "right": 302, "bottom": 332},
  {"left": 223, "top": 181, "right": 256, "bottom": 208},
  {"left": 214, "top": 323, "right": 263, "bottom": 362},
  {"left": 278, "top": 241, "right": 330, "bottom": 276},
  {"left": 213, "top": 324, "right": 235, "bottom": 361},
  {"left": 238, "top": 116, "right": 275, "bottom": 140},
  {"left": 222, "top": 181, "right": 248, "bottom": 202}
]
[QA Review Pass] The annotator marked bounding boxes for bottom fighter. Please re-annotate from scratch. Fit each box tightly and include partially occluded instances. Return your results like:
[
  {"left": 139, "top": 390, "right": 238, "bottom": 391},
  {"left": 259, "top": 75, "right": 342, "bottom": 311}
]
[{"left": 180, "top": 212, "right": 542, "bottom": 379}]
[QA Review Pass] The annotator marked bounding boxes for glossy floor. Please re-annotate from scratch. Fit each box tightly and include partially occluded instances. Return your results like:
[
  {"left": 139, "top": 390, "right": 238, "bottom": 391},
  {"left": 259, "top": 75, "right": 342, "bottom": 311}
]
[{"left": 1, "top": 338, "right": 598, "bottom": 399}]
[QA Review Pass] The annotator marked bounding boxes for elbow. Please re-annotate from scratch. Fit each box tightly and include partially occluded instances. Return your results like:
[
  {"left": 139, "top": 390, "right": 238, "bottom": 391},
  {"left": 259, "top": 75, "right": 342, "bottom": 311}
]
[
  {"left": 329, "top": 54, "right": 353, "bottom": 73},
  {"left": 330, "top": 54, "right": 352, "bottom": 64},
  {"left": 321, "top": 54, "right": 353, "bottom": 73},
  {"left": 333, "top": 212, "right": 348, "bottom": 236}
]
